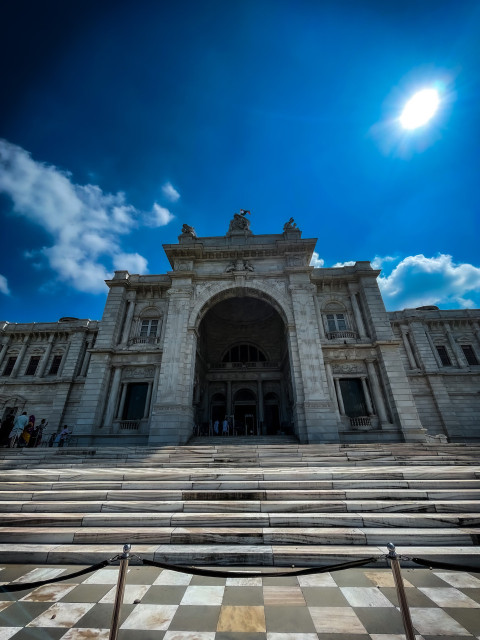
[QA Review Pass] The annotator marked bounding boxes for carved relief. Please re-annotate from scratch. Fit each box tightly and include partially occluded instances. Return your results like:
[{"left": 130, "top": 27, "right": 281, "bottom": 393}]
[
  {"left": 332, "top": 363, "right": 365, "bottom": 374},
  {"left": 124, "top": 367, "right": 155, "bottom": 378}
]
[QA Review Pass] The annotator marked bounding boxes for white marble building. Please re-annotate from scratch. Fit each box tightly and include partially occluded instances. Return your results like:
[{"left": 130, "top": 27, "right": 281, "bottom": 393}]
[{"left": 1, "top": 214, "right": 479, "bottom": 445}]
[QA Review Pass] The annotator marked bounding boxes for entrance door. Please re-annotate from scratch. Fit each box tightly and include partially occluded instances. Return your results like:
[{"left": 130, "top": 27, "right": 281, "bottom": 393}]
[
  {"left": 234, "top": 404, "right": 257, "bottom": 435},
  {"left": 339, "top": 378, "right": 367, "bottom": 417}
]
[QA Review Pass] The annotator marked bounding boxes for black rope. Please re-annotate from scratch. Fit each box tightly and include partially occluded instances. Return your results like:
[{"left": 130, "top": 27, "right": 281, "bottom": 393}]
[
  {"left": 412, "top": 557, "right": 480, "bottom": 574},
  {"left": 0, "top": 560, "right": 111, "bottom": 593},
  {"left": 142, "top": 555, "right": 380, "bottom": 578}
]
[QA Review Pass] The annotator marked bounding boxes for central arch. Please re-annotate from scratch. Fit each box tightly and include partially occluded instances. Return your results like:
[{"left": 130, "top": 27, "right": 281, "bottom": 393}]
[{"left": 192, "top": 288, "right": 296, "bottom": 438}]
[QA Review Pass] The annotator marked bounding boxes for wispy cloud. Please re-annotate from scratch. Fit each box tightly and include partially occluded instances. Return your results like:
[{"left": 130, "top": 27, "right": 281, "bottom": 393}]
[
  {"left": 377, "top": 254, "right": 480, "bottom": 309},
  {"left": 0, "top": 275, "right": 10, "bottom": 295},
  {"left": 0, "top": 140, "right": 176, "bottom": 293},
  {"left": 161, "top": 181, "right": 180, "bottom": 202},
  {"left": 331, "top": 260, "right": 356, "bottom": 268}
]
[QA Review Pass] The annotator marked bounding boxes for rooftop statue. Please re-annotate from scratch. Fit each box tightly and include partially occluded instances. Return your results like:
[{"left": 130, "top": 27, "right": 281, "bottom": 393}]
[
  {"left": 228, "top": 209, "right": 251, "bottom": 234},
  {"left": 181, "top": 223, "right": 196, "bottom": 237},
  {"left": 283, "top": 217, "right": 299, "bottom": 231}
]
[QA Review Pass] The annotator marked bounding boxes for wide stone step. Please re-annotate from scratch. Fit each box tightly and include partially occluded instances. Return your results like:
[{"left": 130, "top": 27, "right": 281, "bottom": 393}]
[
  {"left": 0, "top": 488, "right": 479, "bottom": 501},
  {"left": 0, "top": 465, "right": 478, "bottom": 482},
  {"left": 1, "top": 478, "right": 478, "bottom": 491},
  {"left": 0, "top": 526, "right": 476, "bottom": 546},
  {"left": 1, "top": 498, "right": 479, "bottom": 515},
  {"left": 0, "top": 542, "right": 478, "bottom": 567},
  {"left": 1, "top": 511, "right": 478, "bottom": 528}
]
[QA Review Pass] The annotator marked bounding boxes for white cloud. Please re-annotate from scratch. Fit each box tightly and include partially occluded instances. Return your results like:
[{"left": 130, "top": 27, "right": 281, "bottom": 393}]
[
  {"left": 0, "top": 140, "right": 176, "bottom": 293},
  {"left": 378, "top": 254, "right": 480, "bottom": 310},
  {"left": 147, "top": 203, "right": 175, "bottom": 227},
  {"left": 331, "top": 260, "right": 356, "bottom": 268},
  {"left": 0, "top": 275, "right": 10, "bottom": 295},
  {"left": 371, "top": 255, "right": 396, "bottom": 270},
  {"left": 113, "top": 252, "right": 148, "bottom": 274},
  {"left": 161, "top": 181, "right": 180, "bottom": 202},
  {"left": 310, "top": 252, "right": 324, "bottom": 268}
]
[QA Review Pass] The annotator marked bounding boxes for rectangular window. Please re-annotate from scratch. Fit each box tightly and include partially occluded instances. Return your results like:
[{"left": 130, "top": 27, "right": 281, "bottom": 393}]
[
  {"left": 461, "top": 345, "right": 479, "bottom": 366},
  {"left": 25, "top": 356, "right": 40, "bottom": 376},
  {"left": 336, "top": 314, "right": 347, "bottom": 330},
  {"left": 48, "top": 355, "right": 63, "bottom": 375},
  {"left": 140, "top": 319, "right": 159, "bottom": 337},
  {"left": 436, "top": 345, "right": 452, "bottom": 367},
  {"left": 2, "top": 357, "right": 16, "bottom": 376},
  {"left": 122, "top": 382, "right": 149, "bottom": 420},
  {"left": 326, "top": 314, "right": 336, "bottom": 332}
]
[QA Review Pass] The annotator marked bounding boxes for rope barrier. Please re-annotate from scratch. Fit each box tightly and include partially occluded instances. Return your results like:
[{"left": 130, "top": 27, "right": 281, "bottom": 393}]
[
  {"left": 142, "top": 555, "right": 380, "bottom": 578},
  {"left": 0, "top": 559, "right": 111, "bottom": 593},
  {"left": 412, "top": 557, "right": 480, "bottom": 573}
]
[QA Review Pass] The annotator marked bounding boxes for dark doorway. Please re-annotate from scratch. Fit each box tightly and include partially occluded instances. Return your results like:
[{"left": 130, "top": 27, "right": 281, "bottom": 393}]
[
  {"left": 234, "top": 404, "right": 257, "bottom": 435},
  {"left": 211, "top": 393, "right": 226, "bottom": 425},
  {"left": 264, "top": 392, "right": 280, "bottom": 435},
  {"left": 339, "top": 378, "right": 367, "bottom": 417},
  {"left": 122, "top": 383, "right": 148, "bottom": 420}
]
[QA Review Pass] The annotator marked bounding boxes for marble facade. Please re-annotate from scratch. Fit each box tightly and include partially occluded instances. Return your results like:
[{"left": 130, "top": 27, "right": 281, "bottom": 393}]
[{"left": 1, "top": 214, "right": 479, "bottom": 445}]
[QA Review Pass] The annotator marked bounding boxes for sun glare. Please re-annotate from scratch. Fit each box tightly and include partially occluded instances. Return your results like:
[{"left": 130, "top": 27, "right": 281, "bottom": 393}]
[{"left": 400, "top": 88, "right": 440, "bottom": 130}]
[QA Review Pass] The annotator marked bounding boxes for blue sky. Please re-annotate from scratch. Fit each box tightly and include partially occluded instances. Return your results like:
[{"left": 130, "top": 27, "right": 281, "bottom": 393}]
[{"left": 1, "top": 0, "right": 479, "bottom": 322}]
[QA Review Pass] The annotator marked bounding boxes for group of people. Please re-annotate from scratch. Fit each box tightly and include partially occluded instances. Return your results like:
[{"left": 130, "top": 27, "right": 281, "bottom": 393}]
[
  {"left": 0, "top": 411, "right": 71, "bottom": 448},
  {"left": 213, "top": 418, "right": 232, "bottom": 436}
]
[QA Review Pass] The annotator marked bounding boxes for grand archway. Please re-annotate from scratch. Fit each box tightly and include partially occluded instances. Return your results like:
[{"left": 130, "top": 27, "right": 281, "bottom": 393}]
[{"left": 193, "top": 295, "right": 294, "bottom": 437}]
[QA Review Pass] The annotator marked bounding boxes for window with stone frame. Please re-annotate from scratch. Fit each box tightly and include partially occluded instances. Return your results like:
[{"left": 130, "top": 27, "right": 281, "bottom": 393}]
[
  {"left": 2, "top": 356, "right": 16, "bottom": 376},
  {"left": 436, "top": 345, "right": 452, "bottom": 367},
  {"left": 326, "top": 313, "right": 348, "bottom": 332},
  {"left": 461, "top": 344, "right": 479, "bottom": 366},
  {"left": 140, "top": 319, "right": 159, "bottom": 337},
  {"left": 25, "top": 356, "right": 41, "bottom": 376},
  {"left": 323, "top": 301, "right": 350, "bottom": 335},
  {"left": 48, "top": 354, "right": 63, "bottom": 376}
]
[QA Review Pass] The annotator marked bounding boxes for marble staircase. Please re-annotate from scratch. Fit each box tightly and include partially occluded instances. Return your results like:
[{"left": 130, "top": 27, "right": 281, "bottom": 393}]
[{"left": 0, "top": 442, "right": 478, "bottom": 567}]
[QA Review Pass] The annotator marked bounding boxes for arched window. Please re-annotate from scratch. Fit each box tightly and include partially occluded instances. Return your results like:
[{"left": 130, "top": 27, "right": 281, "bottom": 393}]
[
  {"left": 234, "top": 389, "right": 256, "bottom": 402},
  {"left": 222, "top": 344, "right": 267, "bottom": 363}
]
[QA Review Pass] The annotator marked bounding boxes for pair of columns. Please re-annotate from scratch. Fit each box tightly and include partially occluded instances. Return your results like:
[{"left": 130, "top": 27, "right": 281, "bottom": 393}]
[
  {"left": 103, "top": 366, "right": 155, "bottom": 427},
  {"left": 223, "top": 379, "right": 265, "bottom": 422},
  {"left": 327, "top": 361, "right": 389, "bottom": 425}
]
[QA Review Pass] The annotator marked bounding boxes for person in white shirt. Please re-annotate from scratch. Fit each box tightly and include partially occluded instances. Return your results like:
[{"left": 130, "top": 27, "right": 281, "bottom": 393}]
[
  {"left": 222, "top": 418, "right": 229, "bottom": 436},
  {"left": 9, "top": 412, "right": 28, "bottom": 447}
]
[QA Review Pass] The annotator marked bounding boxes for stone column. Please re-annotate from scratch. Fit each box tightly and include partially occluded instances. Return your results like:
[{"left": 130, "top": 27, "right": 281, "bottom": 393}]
[
  {"left": 144, "top": 382, "right": 153, "bottom": 418},
  {"left": 445, "top": 323, "right": 468, "bottom": 368},
  {"left": 360, "top": 376, "right": 374, "bottom": 415},
  {"left": 116, "top": 384, "right": 128, "bottom": 420},
  {"left": 313, "top": 296, "right": 325, "bottom": 339},
  {"left": 149, "top": 286, "right": 196, "bottom": 445},
  {"left": 365, "top": 359, "right": 389, "bottom": 425},
  {"left": 0, "top": 336, "right": 11, "bottom": 370},
  {"left": 424, "top": 328, "right": 442, "bottom": 369},
  {"left": 324, "top": 361, "right": 337, "bottom": 410},
  {"left": 257, "top": 379, "right": 264, "bottom": 427},
  {"left": 348, "top": 285, "right": 366, "bottom": 338},
  {"left": 227, "top": 380, "right": 232, "bottom": 416},
  {"left": 334, "top": 378, "right": 345, "bottom": 415},
  {"left": 10, "top": 335, "right": 29, "bottom": 378},
  {"left": 289, "top": 283, "right": 339, "bottom": 442},
  {"left": 80, "top": 341, "right": 92, "bottom": 377},
  {"left": 37, "top": 334, "right": 55, "bottom": 378},
  {"left": 400, "top": 325, "right": 418, "bottom": 370},
  {"left": 57, "top": 337, "right": 71, "bottom": 377},
  {"left": 472, "top": 321, "right": 480, "bottom": 351},
  {"left": 103, "top": 366, "right": 123, "bottom": 426},
  {"left": 120, "top": 295, "right": 136, "bottom": 346}
]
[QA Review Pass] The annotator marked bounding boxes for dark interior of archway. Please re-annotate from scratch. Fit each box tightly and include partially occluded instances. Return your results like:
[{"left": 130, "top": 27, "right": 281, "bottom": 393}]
[
  {"left": 198, "top": 297, "right": 284, "bottom": 363},
  {"left": 194, "top": 296, "right": 293, "bottom": 436}
]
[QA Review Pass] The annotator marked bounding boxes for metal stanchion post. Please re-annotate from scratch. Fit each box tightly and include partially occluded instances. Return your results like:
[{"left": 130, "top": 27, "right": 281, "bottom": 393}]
[
  {"left": 387, "top": 542, "right": 416, "bottom": 640},
  {"left": 109, "top": 544, "right": 131, "bottom": 640}
]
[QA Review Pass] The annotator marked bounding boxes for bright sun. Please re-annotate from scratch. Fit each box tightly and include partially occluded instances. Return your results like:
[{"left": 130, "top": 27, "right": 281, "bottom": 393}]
[{"left": 400, "top": 88, "right": 440, "bottom": 130}]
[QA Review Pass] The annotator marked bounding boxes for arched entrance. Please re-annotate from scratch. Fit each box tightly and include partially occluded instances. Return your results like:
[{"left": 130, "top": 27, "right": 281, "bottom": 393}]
[{"left": 194, "top": 293, "right": 294, "bottom": 437}]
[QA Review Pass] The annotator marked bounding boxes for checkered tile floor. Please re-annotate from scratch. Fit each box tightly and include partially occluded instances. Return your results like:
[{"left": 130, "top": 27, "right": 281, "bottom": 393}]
[{"left": 0, "top": 564, "right": 479, "bottom": 639}]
